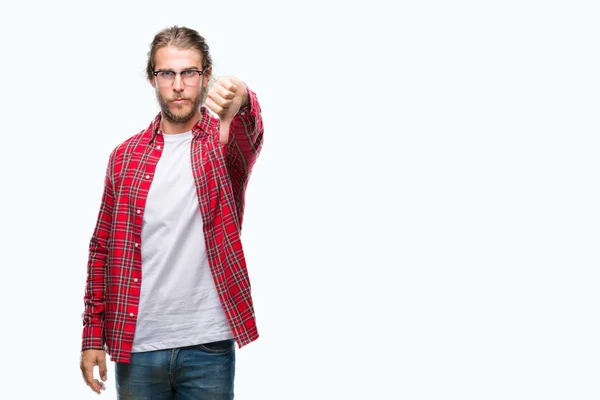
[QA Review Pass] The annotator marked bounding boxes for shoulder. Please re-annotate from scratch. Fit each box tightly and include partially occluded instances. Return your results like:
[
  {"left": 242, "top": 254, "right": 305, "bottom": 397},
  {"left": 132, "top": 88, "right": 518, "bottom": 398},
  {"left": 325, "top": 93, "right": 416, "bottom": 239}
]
[
  {"left": 109, "top": 117, "right": 157, "bottom": 163},
  {"left": 111, "top": 131, "right": 147, "bottom": 157}
]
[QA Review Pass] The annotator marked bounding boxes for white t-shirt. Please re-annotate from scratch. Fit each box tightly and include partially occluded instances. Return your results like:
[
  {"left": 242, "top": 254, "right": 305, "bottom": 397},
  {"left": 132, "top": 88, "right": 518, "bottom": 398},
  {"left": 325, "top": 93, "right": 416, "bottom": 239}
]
[{"left": 131, "top": 131, "right": 233, "bottom": 352}]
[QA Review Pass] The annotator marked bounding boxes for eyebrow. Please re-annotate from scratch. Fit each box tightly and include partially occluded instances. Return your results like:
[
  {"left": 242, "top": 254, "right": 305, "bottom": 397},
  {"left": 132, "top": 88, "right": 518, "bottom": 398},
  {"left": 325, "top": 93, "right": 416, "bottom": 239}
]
[{"left": 156, "top": 67, "right": 202, "bottom": 72}]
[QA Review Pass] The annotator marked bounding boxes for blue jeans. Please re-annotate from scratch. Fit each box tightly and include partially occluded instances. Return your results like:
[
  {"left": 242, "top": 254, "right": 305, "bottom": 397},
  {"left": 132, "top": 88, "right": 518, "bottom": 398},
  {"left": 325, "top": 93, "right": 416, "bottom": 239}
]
[{"left": 115, "top": 339, "right": 236, "bottom": 399}]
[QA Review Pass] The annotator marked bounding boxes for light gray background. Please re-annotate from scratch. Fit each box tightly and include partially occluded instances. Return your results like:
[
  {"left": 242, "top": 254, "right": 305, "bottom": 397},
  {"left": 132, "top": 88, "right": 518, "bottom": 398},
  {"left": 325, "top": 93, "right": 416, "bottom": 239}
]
[{"left": 1, "top": 0, "right": 598, "bottom": 399}]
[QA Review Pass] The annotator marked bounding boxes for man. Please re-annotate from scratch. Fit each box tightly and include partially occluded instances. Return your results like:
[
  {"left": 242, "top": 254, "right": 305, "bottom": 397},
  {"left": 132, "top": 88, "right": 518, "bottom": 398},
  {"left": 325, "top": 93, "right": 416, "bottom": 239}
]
[{"left": 79, "top": 26, "right": 264, "bottom": 399}]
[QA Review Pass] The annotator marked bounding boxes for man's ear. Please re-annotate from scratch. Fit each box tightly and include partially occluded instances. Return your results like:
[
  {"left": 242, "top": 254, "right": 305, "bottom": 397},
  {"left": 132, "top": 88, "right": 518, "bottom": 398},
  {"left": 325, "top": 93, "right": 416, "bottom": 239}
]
[
  {"left": 149, "top": 77, "right": 156, "bottom": 89},
  {"left": 203, "top": 66, "right": 213, "bottom": 88}
]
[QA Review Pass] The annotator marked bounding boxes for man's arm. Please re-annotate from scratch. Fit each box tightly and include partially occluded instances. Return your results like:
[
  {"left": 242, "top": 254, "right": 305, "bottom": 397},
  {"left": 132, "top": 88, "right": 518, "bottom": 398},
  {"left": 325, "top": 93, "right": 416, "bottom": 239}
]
[
  {"left": 226, "top": 86, "right": 264, "bottom": 172},
  {"left": 80, "top": 156, "right": 114, "bottom": 394},
  {"left": 81, "top": 159, "right": 114, "bottom": 350}
]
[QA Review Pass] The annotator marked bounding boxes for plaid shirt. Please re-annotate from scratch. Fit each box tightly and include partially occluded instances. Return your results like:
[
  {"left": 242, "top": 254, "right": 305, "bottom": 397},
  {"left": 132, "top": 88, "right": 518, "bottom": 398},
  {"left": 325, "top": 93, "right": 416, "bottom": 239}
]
[{"left": 81, "top": 89, "right": 264, "bottom": 363}]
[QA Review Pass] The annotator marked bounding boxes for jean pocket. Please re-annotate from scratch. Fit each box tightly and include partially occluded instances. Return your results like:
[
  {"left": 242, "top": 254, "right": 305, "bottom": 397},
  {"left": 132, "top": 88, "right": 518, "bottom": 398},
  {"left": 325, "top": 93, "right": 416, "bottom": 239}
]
[{"left": 198, "top": 339, "right": 235, "bottom": 354}]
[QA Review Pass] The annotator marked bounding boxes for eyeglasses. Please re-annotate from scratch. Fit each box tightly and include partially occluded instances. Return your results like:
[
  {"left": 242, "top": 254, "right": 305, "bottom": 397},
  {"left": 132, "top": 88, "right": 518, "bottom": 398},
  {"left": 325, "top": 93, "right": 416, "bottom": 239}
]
[{"left": 152, "top": 68, "right": 207, "bottom": 87}]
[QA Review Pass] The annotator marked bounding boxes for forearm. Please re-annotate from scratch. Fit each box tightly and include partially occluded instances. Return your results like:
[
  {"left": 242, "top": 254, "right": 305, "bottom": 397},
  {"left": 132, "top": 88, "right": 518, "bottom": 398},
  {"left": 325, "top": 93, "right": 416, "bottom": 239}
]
[
  {"left": 81, "top": 172, "right": 114, "bottom": 350},
  {"left": 226, "top": 87, "right": 264, "bottom": 174},
  {"left": 81, "top": 243, "right": 108, "bottom": 350}
]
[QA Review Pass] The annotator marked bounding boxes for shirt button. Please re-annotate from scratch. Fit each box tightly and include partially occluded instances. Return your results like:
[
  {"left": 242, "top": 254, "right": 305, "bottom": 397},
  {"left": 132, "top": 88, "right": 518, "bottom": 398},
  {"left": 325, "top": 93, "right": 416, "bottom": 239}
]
[
  {"left": 157, "top": 145, "right": 161, "bottom": 150},
  {"left": 145, "top": 175, "right": 150, "bottom": 179},
  {"left": 136, "top": 210, "right": 141, "bottom": 214},
  {"left": 134, "top": 243, "right": 139, "bottom": 248},
  {"left": 134, "top": 278, "right": 139, "bottom": 283},
  {"left": 129, "top": 313, "right": 134, "bottom": 317}
]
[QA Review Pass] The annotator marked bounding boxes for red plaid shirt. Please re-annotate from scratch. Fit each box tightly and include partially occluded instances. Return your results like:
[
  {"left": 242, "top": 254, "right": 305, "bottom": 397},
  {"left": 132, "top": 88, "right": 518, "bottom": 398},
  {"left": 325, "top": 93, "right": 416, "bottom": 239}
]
[{"left": 81, "top": 89, "right": 264, "bottom": 363}]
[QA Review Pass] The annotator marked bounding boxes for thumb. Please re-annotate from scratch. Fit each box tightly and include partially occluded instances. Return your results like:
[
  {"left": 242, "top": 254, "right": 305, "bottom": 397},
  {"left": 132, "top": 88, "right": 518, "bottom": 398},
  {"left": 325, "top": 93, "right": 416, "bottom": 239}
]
[
  {"left": 219, "top": 120, "right": 231, "bottom": 145},
  {"left": 98, "top": 354, "right": 108, "bottom": 382}
]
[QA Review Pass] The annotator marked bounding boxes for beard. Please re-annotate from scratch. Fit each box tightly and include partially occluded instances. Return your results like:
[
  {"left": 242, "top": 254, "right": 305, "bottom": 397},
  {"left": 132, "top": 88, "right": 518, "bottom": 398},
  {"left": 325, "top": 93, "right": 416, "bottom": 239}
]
[{"left": 156, "top": 86, "right": 208, "bottom": 125}]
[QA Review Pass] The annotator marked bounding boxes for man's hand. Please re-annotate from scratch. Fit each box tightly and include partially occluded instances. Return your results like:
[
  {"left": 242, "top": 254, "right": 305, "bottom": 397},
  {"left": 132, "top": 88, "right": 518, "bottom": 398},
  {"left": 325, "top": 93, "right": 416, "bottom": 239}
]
[
  {"left": 80, "top": 349, "right": 107, "bottom": 394},
  {"left": 205, "top": 77, "right": 249, "bottom": 144}
]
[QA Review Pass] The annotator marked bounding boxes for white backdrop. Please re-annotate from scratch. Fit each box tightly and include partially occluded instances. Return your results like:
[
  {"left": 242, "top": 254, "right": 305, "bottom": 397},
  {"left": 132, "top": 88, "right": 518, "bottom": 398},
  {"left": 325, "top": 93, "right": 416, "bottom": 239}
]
[{"left": 1, "top": 1, "right": 599, "bottom": 399}]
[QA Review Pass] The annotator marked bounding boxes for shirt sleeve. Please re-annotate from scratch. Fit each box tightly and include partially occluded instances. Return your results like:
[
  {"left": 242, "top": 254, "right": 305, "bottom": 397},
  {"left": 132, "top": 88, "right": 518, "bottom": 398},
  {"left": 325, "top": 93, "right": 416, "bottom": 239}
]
[
  {"left": 221, "top": 87, "right": 264, "bottom": 227},
  {"left": 225, "top": 87, "right": 264, "bottom": 178},
  {"left": 81, "top": 153, "right": 115, "bottom": 351}
]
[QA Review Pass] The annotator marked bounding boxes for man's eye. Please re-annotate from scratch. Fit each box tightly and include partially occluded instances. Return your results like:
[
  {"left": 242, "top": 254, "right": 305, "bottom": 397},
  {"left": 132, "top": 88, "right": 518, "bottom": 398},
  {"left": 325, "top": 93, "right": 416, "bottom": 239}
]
[
  {"left": 181, "top": 70, "right": 197, "bottom": 77},
  {"left": 159, "top": 71, "right": 175, "bottom": 78}
]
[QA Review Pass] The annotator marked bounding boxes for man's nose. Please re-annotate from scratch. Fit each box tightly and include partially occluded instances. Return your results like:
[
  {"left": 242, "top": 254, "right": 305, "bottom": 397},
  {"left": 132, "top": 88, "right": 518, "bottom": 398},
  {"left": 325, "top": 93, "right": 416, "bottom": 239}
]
[{"left": 172, "top": 73, "right": 184, "bottom": 91}]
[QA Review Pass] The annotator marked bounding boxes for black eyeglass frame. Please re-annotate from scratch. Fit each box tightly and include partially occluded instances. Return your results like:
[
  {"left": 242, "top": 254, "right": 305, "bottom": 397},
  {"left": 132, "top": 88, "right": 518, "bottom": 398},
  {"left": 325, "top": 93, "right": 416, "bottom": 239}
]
[{"left": 152, "top": 68, "right": 208, "bottom": 85}]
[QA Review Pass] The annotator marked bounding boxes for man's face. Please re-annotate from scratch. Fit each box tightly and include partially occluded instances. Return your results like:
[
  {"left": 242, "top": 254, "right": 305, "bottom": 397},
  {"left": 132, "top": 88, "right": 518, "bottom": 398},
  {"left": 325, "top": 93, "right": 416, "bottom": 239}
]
[{"left": 150, "top": 46, "right": 211, "bottom": 125}]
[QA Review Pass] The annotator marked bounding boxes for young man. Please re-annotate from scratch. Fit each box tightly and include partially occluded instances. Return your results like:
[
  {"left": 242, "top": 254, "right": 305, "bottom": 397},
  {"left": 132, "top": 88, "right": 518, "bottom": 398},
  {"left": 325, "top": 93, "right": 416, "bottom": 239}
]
[{"left": 79, "top": 26, "right": 264, "bottom": 399}]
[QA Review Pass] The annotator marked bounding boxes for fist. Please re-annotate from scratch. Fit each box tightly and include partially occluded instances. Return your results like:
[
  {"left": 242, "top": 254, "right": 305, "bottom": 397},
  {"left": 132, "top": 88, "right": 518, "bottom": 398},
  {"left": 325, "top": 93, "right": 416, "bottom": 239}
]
[{"left": 206, "top": 77, "right": 249, "bottom": 123}]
